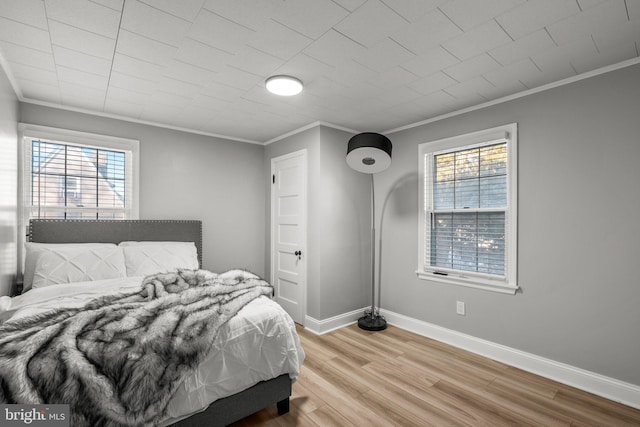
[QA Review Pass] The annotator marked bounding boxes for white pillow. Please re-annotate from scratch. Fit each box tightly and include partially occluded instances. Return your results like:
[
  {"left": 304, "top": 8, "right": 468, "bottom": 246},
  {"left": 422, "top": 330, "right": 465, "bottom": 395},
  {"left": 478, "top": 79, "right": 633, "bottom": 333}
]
[
  {"left": 31, "top": 244, "right": 127, "bottom": 289},
  {"left": 119, "top": 241, "right": 195, "bottom": 247},
  {"left": 119, "top": 241, "right": 199, "bottom": 276},
  {"left": 23, "top": 242, "right": 120, "bottom": 291}
]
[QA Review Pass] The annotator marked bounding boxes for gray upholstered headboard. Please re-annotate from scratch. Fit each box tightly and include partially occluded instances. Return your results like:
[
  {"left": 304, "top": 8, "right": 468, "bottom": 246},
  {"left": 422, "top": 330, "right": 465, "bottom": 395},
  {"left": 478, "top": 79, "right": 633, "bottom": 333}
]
[{"left": 29, "top": 219, "right": 203, "bottom": 267}]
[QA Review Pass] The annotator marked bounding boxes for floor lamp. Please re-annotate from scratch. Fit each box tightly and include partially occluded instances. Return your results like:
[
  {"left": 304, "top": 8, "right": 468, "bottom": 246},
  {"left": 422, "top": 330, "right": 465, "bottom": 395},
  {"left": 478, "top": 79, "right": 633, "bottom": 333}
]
[{"left": 346, "top": 132, "right": 392, "bottom": 331}]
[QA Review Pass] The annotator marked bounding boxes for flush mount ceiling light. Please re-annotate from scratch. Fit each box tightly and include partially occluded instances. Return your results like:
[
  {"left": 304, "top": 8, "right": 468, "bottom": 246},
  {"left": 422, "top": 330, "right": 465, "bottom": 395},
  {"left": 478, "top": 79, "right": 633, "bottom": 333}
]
[{"left": 265, "top": 75, "right": 303, "bottom": 96}]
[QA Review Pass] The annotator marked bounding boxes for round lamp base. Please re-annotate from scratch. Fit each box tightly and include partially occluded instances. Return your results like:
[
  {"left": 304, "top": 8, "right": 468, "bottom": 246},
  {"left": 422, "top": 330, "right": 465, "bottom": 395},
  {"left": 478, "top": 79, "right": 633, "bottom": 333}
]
[{"left": 358, "top": 314, "right": 387, "bottom": 331}]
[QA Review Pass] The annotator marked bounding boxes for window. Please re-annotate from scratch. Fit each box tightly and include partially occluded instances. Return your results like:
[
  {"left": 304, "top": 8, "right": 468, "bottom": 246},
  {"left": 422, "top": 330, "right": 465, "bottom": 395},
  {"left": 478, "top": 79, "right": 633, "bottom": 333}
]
[
  {"left": 31, "top": 140, "right": 128, "bottom": 219},
  {"left": 20, "top": 124, "right": 139, "bottom": 222},
  {"left": 417, "top": 123, "right": 517, "bottom": 294}
]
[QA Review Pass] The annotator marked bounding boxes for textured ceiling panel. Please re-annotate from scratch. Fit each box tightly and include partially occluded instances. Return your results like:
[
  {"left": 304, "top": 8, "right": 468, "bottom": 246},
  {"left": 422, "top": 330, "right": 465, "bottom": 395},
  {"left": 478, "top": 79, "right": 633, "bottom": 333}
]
[{"left": 0, "top": 0, "right": 637, "bottom": 143}]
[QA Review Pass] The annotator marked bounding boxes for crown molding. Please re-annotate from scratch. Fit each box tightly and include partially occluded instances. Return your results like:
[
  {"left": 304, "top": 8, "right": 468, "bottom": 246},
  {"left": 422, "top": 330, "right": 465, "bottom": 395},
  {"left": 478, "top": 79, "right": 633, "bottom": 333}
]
[
  {"left": 263, "top": 121, "right": 361, "bottom": 145},
  {"left": 19, "top": 98, "right": 263, "bottom": 145},
  {"left": 4, "top": 47, "right": 638, "bottom": 145},
  {"left": 0, "top": 50, "right": 266, "bottom": 144},
  {"left": 384, "top": 57, "right": 640, "bottom": 135},
  {"left": 0, "top": 50, "right": 23, "bottom": 100}
]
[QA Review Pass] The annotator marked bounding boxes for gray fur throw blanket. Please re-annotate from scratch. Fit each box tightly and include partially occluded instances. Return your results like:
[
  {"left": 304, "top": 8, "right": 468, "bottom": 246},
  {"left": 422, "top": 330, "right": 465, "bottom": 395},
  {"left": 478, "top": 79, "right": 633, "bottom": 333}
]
[{"left": 0, "top": 269, "right": 273, "bottom": 426}]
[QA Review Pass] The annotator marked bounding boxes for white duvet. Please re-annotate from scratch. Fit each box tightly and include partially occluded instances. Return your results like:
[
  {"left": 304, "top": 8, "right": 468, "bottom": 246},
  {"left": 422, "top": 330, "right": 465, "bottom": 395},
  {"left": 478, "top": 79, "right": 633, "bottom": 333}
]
[{"left": 0, "top": 277, "right": 305, "bottom": 425}]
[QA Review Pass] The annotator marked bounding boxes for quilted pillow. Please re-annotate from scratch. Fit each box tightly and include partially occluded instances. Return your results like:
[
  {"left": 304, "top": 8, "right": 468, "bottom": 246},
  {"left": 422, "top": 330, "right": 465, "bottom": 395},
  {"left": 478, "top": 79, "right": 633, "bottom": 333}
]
[
  {"left": 23, "top": 242, "right": 121, "bottom": 291},
  {"left": 31, "top": 244, "right": 127, "bottom": 289},
  {"left": 119, "top": 241, "right": 199, "bottom": 276}
]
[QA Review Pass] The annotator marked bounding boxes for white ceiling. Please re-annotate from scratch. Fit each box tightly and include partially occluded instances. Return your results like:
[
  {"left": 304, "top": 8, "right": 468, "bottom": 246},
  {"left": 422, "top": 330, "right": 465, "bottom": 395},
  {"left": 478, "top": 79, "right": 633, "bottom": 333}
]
[{"left": 0, "top": 0, "right": 638, "bottom": 143}]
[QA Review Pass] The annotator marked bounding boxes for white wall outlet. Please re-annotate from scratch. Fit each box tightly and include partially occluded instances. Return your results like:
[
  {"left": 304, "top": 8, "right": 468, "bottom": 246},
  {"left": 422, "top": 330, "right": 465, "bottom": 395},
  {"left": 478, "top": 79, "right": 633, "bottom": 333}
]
[{"left": 456, "top": 301, "right": 466, "bottom": 316}]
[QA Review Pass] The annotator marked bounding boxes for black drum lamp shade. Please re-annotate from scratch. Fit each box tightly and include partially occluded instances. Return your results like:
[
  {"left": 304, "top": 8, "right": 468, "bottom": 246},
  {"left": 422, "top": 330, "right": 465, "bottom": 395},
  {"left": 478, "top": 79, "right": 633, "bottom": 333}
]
[{"left": 346, "top": 132, "right": 392, "bottom": 174}]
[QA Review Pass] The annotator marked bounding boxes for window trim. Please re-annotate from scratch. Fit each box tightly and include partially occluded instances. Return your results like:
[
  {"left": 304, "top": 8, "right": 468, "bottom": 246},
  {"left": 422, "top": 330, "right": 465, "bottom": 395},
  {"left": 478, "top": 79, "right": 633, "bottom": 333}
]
[
  {"left": 417, "top": 123, "right": 518, "bottom": 295},
  {"left": 18, "top": 123, "right": 140, "bottom": 277},
  {"left": 19, "top": 123, "right": 140, "bottom": 220}
]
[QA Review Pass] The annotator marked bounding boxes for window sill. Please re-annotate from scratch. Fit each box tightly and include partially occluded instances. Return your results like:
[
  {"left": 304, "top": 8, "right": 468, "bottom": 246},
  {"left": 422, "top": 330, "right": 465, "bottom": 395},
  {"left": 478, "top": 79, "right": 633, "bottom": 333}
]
[{"left": 416, "top": 270, "right": 519, "bottom": 295}]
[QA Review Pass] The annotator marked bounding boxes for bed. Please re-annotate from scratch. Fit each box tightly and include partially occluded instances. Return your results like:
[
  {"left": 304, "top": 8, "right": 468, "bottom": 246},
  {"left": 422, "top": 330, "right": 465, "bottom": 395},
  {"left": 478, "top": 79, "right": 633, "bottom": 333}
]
[{"left": 0, "top": 219, "right": 304, "bottom": 427}]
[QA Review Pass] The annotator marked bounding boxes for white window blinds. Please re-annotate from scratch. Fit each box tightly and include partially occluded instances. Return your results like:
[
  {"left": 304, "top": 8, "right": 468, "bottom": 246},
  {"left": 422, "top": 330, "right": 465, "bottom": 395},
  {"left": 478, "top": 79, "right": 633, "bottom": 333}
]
[
  {"left": 430, "top": 143, "right": 507, "bottom": 275},
  {"left": 30, "top": 139, "right": 128, "bottom": 219}
]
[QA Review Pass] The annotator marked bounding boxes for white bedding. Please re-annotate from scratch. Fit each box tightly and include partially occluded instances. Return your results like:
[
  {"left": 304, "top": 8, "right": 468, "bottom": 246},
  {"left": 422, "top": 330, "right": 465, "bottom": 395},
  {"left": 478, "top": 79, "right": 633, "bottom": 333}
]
[{"left": 0, "top": 277, "right": 305, "bottom": 425}]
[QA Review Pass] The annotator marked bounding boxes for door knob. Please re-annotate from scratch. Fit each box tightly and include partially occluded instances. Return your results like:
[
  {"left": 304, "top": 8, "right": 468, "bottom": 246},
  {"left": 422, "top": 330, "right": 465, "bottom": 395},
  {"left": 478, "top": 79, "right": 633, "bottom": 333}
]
[{"left": 294, "top": 250, "right": 302, "bottom": 260}]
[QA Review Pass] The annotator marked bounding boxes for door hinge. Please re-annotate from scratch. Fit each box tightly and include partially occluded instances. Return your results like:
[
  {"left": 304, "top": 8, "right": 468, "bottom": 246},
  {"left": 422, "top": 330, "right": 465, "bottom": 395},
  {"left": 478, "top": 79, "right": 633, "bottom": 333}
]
[{"left": 272, "top": 174, "right": 275, "bottom": 184}]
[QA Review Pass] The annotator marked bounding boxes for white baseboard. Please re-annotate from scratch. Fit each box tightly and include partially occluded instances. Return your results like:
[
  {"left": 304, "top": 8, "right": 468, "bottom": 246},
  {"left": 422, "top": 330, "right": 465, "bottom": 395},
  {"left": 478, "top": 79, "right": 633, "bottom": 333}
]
[
  {"left": 305, "top": 307, "right": 367, "bottom": 335},
  {"left": 380, "top": 308, "right": 640, "bottom": 410}
]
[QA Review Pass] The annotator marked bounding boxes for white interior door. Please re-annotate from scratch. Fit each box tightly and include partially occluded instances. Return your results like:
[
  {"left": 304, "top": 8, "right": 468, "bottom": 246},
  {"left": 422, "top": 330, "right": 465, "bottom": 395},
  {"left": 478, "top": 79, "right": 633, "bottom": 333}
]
[{"left": 271, "top": 149, "right": 307, "bottom": 325}]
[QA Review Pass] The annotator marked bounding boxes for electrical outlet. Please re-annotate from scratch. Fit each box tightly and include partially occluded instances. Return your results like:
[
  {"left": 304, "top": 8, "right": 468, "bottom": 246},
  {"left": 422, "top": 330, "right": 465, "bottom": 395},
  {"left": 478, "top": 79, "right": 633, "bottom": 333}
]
[{"left": 456, "top": 301, "right": 466, "bottom": 316}]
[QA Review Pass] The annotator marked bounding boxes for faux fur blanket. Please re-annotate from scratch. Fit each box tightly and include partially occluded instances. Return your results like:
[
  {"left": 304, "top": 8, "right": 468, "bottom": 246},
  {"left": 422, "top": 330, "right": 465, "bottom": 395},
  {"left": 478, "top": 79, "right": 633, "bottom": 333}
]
[{"left": 0, "top": 269, "right": 273, "bottom": 427}]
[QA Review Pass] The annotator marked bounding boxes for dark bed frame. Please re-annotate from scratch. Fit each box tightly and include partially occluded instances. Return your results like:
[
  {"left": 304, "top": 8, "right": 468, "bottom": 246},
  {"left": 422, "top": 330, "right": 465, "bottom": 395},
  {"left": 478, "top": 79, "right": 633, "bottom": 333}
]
[{"left": 28, "top": 219, "right": 292, "bottom": 427}]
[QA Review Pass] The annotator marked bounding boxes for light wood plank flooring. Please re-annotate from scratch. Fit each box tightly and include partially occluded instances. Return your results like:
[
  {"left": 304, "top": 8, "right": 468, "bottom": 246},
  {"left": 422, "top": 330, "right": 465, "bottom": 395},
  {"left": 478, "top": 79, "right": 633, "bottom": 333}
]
[{"left": 231, "top": 324, "right": 640, "bottom": 426}]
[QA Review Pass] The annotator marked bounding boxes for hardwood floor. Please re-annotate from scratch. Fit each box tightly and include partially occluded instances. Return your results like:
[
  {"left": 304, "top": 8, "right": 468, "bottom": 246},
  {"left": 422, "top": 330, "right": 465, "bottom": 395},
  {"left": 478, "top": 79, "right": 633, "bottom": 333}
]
[{"left": 230, "top": 324, "right": 640, "bottom": 426}]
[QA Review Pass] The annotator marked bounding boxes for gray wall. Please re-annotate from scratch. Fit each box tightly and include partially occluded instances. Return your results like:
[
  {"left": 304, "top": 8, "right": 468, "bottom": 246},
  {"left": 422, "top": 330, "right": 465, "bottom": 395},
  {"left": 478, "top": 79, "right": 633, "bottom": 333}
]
[
  {"left": 0, "top": 66, "right": 18, "bottom": 296},
  {"left": 264, "top": 125, "right": 371, "bottom": 320},
  {"left": 7, "top": 61, "right": 639, "bottom": 388},
  {"left": 19, "top": 103, "right": 266, "bottom": 277},
  {"left": 379, "top": 63, "right": 640, "bottom": 386},
  {"left": 318, "top": 126, "right": 372, "bottom": 318}
]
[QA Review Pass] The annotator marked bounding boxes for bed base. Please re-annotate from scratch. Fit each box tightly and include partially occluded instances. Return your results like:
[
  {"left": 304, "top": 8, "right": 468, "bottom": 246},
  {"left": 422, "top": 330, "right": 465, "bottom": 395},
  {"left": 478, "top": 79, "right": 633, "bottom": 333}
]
[
  {"left": 170, "top": 374, "right": 291, "bottom": 427},
  {"left": 28, "top": 219, "right": 293, "bottom": 426}
]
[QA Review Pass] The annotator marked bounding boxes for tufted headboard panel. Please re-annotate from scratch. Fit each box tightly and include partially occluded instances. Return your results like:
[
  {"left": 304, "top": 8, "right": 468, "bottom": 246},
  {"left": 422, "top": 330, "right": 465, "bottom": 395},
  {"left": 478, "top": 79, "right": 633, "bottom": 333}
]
[{"left": 29, "top": 219, "right": 203, "bottom": 267}]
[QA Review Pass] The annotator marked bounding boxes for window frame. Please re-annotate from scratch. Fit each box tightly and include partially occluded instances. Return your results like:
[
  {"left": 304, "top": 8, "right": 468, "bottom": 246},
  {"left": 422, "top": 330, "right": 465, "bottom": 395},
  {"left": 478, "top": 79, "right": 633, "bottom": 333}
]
[
  {"left": 417, "top": 123, "right": 518, "bottom": 294},
  {"left": 20, "top": 123, "right": 140, "bottom": 221},
  {"left": 18, "top": 123, "right": 140, "bottom": 277}
]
